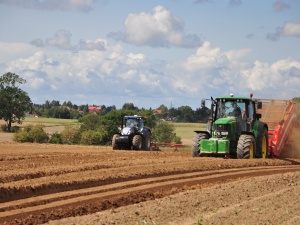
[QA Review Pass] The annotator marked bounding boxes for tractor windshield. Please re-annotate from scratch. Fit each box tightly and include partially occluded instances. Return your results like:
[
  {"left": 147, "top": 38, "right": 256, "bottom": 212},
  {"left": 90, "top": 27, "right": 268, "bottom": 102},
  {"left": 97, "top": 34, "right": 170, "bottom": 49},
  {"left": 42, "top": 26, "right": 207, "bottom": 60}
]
[
  {"left": 216, "top": 100, "right": 246, "bottom": 119},
  {"left": 125, "top": 119, "right": 139, "bottom": 128},
  {"left": 216, "top": 99, "right": 247, "bottom": 132}
]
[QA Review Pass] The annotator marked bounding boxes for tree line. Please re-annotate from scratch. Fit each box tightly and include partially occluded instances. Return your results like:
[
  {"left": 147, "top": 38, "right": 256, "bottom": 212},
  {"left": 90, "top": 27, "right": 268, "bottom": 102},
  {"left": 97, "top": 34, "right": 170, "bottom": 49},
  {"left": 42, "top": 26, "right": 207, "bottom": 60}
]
[{"left": 32, "top": 100, "right": 211, "bottom": 123}]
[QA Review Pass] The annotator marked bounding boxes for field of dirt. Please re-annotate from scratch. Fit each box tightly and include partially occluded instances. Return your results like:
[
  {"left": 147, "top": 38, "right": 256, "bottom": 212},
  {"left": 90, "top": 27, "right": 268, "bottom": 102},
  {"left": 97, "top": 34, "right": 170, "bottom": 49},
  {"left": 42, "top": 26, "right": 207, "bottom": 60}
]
[{"left": 0, "top": 125, "right": 300, "bottom": 225}]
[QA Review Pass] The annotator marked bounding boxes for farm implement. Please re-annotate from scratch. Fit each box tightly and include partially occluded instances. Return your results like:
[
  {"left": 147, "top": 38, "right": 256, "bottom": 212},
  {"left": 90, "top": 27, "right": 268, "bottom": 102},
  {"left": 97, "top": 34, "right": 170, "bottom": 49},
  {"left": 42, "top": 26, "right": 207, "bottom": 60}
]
[
  {"left": 192, "top": 93, "right": 298, "bottom": 159},
  {"left": 257, "top": 99, "right": 297, "bottom": 157}
]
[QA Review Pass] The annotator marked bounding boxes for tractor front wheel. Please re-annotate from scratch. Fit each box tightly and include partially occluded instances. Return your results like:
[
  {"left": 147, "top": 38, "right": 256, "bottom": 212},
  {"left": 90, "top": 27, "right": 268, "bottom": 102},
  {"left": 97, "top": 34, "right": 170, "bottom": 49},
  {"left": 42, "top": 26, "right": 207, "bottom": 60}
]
[
  {"left": 112, "top": 134, "right": 120, "bottom": 150},
  {"left": 192, "top": 133, "right": 209, "bottom": 157},
  {"left": 132, "top": 135, "right": 142, "bottom": 150},
  {"left": 237, "top": 134, "right": 256, "bottom": 159}
]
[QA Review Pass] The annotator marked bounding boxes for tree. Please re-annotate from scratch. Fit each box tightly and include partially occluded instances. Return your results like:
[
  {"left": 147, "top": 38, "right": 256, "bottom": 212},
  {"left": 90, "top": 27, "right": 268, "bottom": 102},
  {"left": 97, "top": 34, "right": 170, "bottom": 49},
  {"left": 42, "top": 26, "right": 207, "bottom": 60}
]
[
  {"left": 152, "top": 121, "right": 181, "bottom": 143},
  {"left": 122, "top": 103, "right": 138, "bottom": 111},
  {"left": 0, "top": 72, "right": 32, "bottom": 131},
  {"left": 177, "top": 106, "right": 195, "bottom": 122}
]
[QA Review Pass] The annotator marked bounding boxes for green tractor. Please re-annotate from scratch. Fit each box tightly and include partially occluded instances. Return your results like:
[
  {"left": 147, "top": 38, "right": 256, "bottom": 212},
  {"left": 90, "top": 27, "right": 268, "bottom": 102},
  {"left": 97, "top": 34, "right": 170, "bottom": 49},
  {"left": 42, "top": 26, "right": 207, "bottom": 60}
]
[{"left": 192, "top": 93, "right": 269, "bottom": 159}]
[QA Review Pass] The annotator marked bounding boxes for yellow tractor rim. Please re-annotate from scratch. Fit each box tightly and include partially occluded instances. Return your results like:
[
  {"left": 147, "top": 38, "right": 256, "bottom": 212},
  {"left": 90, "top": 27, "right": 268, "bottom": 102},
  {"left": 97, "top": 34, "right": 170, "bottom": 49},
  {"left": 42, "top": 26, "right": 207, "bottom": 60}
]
[
  {"left": 261, "top": 136, "right": 267, "bottom": 158},
  {"left": 249, "top": 142, "right": 254, "bottom": 159}
]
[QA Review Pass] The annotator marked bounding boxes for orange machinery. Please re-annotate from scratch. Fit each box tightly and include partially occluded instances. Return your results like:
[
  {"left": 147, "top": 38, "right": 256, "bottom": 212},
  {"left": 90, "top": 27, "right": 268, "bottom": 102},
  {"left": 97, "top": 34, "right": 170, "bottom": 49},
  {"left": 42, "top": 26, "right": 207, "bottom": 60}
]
[{"left": 257, "top": 99, "right": 298, "bottom": 157}]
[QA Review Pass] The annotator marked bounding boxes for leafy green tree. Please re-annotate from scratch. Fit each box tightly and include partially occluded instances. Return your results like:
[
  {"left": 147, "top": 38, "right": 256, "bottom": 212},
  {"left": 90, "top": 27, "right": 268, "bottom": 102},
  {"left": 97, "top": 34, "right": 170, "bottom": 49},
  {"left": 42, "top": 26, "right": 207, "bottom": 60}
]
[
  {"left": 195, "top": 106, "right": 211, "bottom": 123},
  {"left": 138, "top": 110, "right": 157, "bottom": 128},
  {"left": 50, "top": 100, "right": 60, "bottom": 107},
  {"left": 168, "top": 107, "right": 178, "bottom": 121},
  {"left": 158, "top": 104, "right": 168, "bottom": 112},
  {"left": 83, "top": 104, "right": 89, "bottom": 113},
  {"left": 0, "top": 72, "right": 32, "bottom": 131},
  {"left": 177, "top": 106, "right": 195, "bottom": 122},
  {"left": 152, "top": 121, "right": 181, "bottom": 143},
  {"left": 70, "top": 110, "right": 82, "bottom": 119},
  {"left": 122, "top": 103, "right": 138, "bottom": 111},
  {"left": 13, "top": 124, "right": 49, "bottom": 143},
  {"left": 79, "top": 114, "right": 103, "bottom": 131},
  {"left": 49, "top": 132, "right": 63, "bottom": 144},
  {"left": 44, "top": 100, "right": 51, "bottom": 109},
  {"left": 61, "top": 125, "right": 81, "bottom": 144}
]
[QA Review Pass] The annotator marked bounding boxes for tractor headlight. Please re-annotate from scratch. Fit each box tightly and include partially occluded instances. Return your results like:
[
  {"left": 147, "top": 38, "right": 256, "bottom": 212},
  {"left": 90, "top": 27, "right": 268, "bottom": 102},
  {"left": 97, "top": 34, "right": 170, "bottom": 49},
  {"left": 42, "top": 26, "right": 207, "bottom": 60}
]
[{"left": 121, "top": 127, "right": 135, "bottom": 135}]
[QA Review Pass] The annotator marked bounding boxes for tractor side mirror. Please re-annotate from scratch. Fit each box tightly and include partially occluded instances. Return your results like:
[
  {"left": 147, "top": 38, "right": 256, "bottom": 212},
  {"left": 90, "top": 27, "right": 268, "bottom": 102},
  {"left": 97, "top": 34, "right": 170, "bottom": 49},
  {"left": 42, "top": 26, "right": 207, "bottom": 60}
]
[
  {"left": 257, "top": 101, "right": 262, "bottom": 109},
  {"left": 201, "top": 99, "right": 205, "bottom": 108},
  {"left": 256, "top": 113, "right": 261, "bottom": 120}
]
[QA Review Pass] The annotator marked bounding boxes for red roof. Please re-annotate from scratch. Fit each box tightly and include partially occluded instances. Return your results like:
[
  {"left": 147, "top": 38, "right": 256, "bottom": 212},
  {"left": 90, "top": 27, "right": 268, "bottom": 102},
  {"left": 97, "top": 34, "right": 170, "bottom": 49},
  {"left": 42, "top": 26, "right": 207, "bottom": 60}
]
[
  {"left": 88, "top": 106, "right": 101, "bottom": 112},
  {"left": 153, "top": 109, "right": 162, "bottom": 114}
]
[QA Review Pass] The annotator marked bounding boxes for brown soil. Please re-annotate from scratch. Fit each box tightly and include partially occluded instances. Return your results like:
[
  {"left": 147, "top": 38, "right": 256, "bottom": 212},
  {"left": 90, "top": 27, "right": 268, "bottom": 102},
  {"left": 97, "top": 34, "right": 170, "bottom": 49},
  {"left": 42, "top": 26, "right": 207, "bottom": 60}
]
[
  {"left": 1, "top": 122, "right": 300, "bottom": 225},
  {"left": 0, "top": 132, "right": 300, "bottom": 225}
]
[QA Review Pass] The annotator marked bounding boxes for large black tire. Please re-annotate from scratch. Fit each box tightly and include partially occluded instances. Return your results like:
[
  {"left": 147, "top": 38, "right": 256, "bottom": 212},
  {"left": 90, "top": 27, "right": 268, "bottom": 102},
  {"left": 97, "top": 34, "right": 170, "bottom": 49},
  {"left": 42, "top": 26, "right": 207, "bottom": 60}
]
[
  {"left": 132, "top": 135, "right": 142, "bottom": 150},
  {"left": 143, "top": 132, "right": 151, "bottom": 150},
  {"left": 256, "top": 126, "right": 268, "bottom": 158},
  {"left": 112, "top": 134, "right": 120, "bottom": 150},
  {"left": 237, "top": 134, "right": 256, "bottom": 159},
  {"left": 192, "top": 133, "right": 209, "bottom": 157}
]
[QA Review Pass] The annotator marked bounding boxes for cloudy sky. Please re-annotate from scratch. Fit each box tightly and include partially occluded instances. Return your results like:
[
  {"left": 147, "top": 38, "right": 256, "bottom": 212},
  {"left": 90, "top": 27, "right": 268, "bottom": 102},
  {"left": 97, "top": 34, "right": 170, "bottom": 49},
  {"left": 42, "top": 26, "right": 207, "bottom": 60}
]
[{"left": 0, "top": 0, "right": 299, "bottom": 109}]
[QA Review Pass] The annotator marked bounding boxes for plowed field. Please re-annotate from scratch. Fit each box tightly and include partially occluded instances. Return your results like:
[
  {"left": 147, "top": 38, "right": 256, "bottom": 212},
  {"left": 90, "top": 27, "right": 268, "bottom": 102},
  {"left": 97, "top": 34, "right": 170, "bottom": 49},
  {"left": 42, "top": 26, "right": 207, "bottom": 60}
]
[{"left": 1, "top": 129, "right": 300, "bottom": 225}]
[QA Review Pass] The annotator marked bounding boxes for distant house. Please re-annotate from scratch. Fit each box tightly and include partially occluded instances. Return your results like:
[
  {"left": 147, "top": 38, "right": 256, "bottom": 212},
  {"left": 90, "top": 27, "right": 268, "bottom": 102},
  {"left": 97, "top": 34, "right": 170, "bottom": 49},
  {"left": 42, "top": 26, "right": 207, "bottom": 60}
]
[
  {"left": 153, "top": 109, "right": 162, "bottom": 114},
  {"left": 88, "top": 106, "right": 101, "bottom": 113}
]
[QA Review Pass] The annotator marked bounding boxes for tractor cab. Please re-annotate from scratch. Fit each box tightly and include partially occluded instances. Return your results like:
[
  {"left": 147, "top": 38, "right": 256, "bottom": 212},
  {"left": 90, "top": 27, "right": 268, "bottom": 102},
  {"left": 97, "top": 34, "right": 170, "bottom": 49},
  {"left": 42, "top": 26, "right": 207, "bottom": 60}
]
[{"left": 214, "top": 97, "right": 248, "bottom": 135}]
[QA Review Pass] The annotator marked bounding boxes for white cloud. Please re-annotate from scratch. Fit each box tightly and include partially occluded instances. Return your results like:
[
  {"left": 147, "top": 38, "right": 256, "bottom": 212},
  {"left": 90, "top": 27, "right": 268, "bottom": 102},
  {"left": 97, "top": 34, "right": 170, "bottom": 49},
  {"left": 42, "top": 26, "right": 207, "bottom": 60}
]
[
  {"left": 78, "top": 39, "right": 107, "bottom": 51},
  {"left": 34, "top": 31, "right": 112, "bottom": 52},
  {"left": 282, "top": 21, "right": 300, "bottom": 37},
  {"left": 1, "top": 39, "right": 300, "bottom": 108},
  {"left": 46, "top": 30, "right": 74, "bottom": 50},
  {"left": 31, "top": 77, "right": 45, "bottom": 89},
  {"left": 30, "top": 38, "right": 44, "bottom": 48},
  {"left": 125, "top": 53, "right": 146, "bottom": 66},
  {"left": 108, "top": 5, "right": 201, "bottom": 48},
  {"left": 267, "top": 21, "right": 300, "bottom": 41},
  {"left": 167, "top": 41, "right": 300, "bottom": 101},
  {"left": 240, "top": 58, "right": 300, "bottom": 99},
  {"left": 273, "top": 1, "right": 290, "bottom": 12},
  {"left": 0, "top": 0, "right": 99, "bottom": 13},
  {"left": 183, "top": 41, "right": 228, "bottom": 71},
  {"left": 0, "top": 42, "right": 39, "bottom": 63}
]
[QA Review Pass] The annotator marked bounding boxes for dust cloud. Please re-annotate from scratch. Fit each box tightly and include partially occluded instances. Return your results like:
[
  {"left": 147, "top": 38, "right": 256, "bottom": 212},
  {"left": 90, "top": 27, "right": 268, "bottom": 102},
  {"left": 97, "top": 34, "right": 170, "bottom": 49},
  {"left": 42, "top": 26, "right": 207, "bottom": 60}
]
[{"left": 281, "top": 128, "right": 300, "bottom": 158}]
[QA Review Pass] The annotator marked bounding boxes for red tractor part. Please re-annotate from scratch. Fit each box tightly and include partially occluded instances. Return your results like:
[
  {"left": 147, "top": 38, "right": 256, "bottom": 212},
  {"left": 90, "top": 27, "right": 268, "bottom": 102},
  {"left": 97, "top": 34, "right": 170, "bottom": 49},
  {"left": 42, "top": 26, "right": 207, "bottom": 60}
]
[{"left": 257, "top": 99, "right": 297, "bottom": 157}]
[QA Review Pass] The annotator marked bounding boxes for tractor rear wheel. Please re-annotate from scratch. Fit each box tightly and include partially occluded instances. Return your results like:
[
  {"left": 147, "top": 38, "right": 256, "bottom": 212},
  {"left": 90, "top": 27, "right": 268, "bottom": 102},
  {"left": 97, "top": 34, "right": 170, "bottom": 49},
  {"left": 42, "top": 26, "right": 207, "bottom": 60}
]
[
  {"left": 143, "top": 132, "right": 151, "bottom": 150},
  {"left": 192, "top": 133, "right": 209, "bottom": 157},
  {"left": 112, "top": 134, "right": 120, "bottom": 150},
  {"left": 132, "top": 135, "right": 142, "bottom": 150},
  {"left": 237, "top": 134, "right": 256, "bottom": 159},
  {"left": 256, "top": 127, "right": 268, "bottom": 158}
]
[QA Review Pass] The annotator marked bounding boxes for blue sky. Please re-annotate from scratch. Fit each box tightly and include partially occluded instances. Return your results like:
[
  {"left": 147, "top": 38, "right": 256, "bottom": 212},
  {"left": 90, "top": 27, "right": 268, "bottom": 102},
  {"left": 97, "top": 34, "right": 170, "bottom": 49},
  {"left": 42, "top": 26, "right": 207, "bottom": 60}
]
[{"left": 0, "top": 0, "right": 299, "bottom": 109}]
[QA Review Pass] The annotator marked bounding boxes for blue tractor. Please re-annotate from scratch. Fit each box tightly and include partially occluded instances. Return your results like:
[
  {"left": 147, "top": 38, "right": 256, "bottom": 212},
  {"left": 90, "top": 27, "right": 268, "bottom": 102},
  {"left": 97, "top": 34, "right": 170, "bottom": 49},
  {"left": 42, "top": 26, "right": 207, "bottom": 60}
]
[{"left": 112, "top": 115, "right": 152, "bottom": 150}]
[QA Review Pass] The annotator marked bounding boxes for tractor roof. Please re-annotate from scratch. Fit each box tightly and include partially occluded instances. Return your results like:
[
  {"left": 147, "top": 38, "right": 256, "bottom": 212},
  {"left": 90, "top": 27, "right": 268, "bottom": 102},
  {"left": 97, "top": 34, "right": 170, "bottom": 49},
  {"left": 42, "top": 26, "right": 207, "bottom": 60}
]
[
  {"left": 124, "top": 115, "right": 145, "bottom": 119},
  {"left": 216, "top": 94, "right": 253, "bottom": 101}
]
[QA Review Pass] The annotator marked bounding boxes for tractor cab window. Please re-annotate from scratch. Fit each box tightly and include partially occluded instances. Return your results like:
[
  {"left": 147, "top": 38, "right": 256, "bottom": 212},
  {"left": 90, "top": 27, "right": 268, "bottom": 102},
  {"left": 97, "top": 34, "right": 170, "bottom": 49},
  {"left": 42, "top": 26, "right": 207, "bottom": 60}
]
[
  {"left": 248, "top": 102, "right": 254, "bottom": 121},
  {"left": 216, "top": 99, "right": 247, "bottom": 132},
  {"left": 139, "top": 119, "right": 144, "bottom": 128},
  {"left": 216, "top": 100, "right": 245, "bottom": 119},
  {"left": 126, "top": 119, "right": 139, "bottom": 128}
]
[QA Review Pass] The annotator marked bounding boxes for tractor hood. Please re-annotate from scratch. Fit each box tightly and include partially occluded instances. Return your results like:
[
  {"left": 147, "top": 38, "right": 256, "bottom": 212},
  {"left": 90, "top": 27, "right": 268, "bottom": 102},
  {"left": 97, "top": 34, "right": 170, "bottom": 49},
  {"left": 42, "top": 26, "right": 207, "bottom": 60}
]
[
  {"left": 121, "top": 126, "right": 137, "bottom": 135},
  {"left": 214, "top": 117, "right": 236, "bottom": 125}
]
